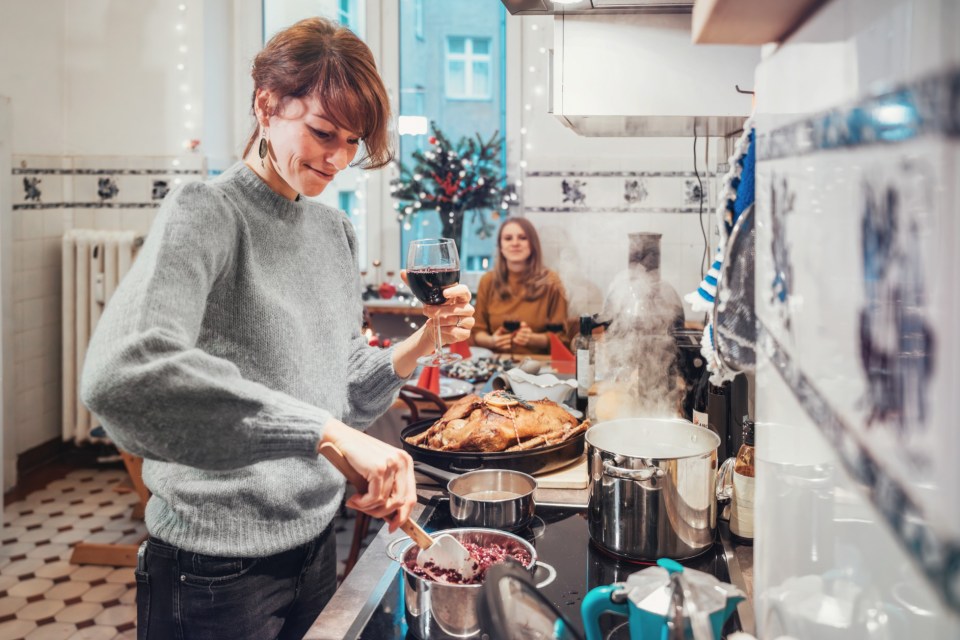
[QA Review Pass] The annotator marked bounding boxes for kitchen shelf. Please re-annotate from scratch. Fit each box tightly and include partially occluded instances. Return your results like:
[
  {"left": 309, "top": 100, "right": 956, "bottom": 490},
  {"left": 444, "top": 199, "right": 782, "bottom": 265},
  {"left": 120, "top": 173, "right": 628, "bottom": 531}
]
[{"left": 692, "top": 0, "right": 829, "bottom": 44}]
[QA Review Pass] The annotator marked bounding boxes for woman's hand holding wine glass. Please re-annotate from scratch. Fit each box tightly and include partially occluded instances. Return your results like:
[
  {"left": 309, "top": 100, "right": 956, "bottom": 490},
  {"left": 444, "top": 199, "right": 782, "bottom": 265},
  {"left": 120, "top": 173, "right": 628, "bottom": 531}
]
[{"left": 404, "top": 238, "right": 475, "bottom": 366}]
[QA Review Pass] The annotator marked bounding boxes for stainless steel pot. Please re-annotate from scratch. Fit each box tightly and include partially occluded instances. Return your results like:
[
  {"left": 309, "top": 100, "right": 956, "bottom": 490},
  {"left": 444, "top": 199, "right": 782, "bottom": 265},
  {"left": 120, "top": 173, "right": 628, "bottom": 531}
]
[
  {"left": 415, "top": 463, "right": 537, "bottom": 531},
  {"left": 586, "top": 418, "right": 721, "bottom": 561},
  {"left": 386, "top": 528, "right": 555, "bottom": 640}
]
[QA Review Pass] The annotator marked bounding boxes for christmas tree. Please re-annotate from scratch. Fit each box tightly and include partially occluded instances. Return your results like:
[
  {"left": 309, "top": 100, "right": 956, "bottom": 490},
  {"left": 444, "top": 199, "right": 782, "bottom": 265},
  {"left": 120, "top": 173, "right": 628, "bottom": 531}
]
[{"left": 390, "top": 122, "right": 518, "bottom": 253}]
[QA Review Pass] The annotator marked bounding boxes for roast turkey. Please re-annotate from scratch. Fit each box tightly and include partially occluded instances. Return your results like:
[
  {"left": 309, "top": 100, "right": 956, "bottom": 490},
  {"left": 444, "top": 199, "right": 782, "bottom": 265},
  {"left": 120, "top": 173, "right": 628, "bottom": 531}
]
[{"left": 406, "top": 391, "right": 588, "bottom": 452}]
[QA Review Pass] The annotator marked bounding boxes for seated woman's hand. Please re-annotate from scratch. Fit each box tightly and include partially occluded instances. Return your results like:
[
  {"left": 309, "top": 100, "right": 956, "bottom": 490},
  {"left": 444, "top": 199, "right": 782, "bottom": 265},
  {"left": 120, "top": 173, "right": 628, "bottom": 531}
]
[
  {"left": 324, "top": 421, "right": 417, "bottom": 532},
  {"left": 512, "top": 321, "right": 534, "bottom": 347},
  {"left": 491, "top": 326, "right": 514, "bottom": 352}
]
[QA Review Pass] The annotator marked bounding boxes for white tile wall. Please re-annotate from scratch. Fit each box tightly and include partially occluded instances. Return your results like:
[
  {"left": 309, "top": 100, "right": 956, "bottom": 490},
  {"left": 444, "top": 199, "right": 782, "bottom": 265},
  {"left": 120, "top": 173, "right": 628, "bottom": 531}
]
[
  {"left": 753, "top": 0, "right": 960, "bottom": 635},
  {"left": 9, "top": 154, "right": 204, "bottom": 452},
  {"left": 523, "top": 170, "right": 720, "bottom": 321}
]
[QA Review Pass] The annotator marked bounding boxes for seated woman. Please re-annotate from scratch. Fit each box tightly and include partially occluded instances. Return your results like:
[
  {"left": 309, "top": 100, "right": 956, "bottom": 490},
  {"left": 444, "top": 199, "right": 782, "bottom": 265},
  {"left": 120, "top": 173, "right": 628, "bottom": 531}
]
[{"left": 472, "top": 217, "right": 568, "bottom": 355}]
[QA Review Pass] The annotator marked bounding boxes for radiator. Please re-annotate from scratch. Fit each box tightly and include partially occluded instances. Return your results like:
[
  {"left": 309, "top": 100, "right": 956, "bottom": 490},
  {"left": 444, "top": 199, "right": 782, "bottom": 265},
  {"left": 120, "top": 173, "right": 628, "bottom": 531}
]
[{"left": 62, "top": 230, "right": 143, "bottom": 443}]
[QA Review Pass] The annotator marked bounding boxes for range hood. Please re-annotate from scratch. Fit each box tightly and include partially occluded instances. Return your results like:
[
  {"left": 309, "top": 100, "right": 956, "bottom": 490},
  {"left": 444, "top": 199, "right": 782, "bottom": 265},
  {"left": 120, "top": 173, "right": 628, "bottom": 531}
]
[
  {"left": 501, "top": 0, "right": 693, "bottom": 15},
  {"left": 551, "top": 13, "right": 759, "bottom": 137}
]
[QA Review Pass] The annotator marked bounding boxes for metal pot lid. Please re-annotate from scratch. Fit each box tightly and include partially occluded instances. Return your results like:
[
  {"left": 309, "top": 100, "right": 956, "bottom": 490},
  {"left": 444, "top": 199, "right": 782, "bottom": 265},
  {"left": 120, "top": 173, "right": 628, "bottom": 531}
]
[
  {"left": 586, "top": 419, "right": 720, "bottom": 459},
  {"left": 621, "top": 558, "right": 744, "bottom": 618},
  {"left": 478, "top": 560, "right": 583, "bottom": 640}
]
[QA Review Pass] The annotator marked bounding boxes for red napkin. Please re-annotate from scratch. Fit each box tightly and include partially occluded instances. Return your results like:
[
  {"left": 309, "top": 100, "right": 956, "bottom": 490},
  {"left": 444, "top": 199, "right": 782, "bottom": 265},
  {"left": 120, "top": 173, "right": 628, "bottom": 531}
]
[
  {"left": 416, "top": 365, "right": 441, "bottom": 395},
  {"left": 549, "top": 333, "right": 576, "bottom": 375},
  {"left": 449, "top": 340, "right": 472, "bottom": 359}
]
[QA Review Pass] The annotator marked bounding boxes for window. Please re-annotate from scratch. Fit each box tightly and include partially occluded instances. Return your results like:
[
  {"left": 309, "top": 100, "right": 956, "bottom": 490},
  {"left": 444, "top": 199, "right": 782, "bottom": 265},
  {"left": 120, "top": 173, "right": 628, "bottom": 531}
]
[
  {"left": 338, "top": 0, "right": 357, "bottom": 30},
  {"left": 414, "top": 0, "right": 424, "bottom": 40},
  {"left": 445, "top": 36, "right": 492, "bottom": 100},
  {"left": 399, "top": 1, "right": 506, "bottom": 273}
]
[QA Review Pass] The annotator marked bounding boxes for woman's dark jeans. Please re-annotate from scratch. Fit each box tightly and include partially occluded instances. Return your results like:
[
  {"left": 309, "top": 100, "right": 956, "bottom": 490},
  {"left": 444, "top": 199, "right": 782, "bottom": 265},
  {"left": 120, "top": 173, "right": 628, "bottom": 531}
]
[{"left": 136, "top": 525, "right": 337, "bottom": 640}]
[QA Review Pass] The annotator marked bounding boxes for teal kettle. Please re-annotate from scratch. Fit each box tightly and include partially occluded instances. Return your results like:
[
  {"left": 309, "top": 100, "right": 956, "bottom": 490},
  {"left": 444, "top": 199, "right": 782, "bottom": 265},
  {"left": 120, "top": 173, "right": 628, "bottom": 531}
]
[{"left": 581, "top": 558, "right": 744, "bottom": 640}]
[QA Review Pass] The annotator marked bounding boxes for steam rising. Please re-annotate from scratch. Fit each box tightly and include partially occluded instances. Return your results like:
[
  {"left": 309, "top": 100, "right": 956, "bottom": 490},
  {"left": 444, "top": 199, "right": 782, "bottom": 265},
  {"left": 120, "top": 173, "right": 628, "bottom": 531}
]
[{"left": 595, "top": 234, "right": 685, "bottom": 421}]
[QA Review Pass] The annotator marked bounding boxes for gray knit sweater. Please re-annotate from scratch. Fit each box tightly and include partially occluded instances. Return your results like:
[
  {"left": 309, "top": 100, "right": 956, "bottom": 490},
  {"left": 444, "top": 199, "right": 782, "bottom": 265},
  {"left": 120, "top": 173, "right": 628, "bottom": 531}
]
[{"left": 81, "top": 162, "right": 407, "bottom": 557}]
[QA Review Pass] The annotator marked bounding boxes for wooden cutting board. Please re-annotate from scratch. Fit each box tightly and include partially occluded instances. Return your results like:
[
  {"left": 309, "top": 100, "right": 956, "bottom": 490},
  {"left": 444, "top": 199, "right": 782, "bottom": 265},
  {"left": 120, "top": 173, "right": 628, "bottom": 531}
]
[{"left": 535, "top": 455, "right": 588, "bottom": 489}]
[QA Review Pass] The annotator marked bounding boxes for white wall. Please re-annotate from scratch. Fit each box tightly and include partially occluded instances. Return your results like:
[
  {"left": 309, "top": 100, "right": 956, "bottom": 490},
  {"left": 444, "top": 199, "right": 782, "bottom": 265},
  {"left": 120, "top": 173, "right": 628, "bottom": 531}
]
[
  {"left": 510, "top": 15, "right": 734, "bottom": 321},
  {"left": 0, "top": 96, "right": 13, "bottom": 492},
  {"left": 0, "top": 1, "right": 212, "bottom": 489}
]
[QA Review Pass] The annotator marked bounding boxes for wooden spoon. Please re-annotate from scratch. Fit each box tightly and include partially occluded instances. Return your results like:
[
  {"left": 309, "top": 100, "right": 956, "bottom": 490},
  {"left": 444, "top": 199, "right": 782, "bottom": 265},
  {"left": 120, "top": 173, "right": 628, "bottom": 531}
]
[{"left": 318, "top": 443, "right": 477, "bottom": 582}]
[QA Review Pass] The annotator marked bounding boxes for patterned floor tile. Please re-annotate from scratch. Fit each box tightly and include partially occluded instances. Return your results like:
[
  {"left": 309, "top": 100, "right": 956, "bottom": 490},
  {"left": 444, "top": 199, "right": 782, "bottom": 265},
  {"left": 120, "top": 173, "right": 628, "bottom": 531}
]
[
  {"left": 0, "top": 619, "right": 37, "bottom": 640},
  {"left": 24, "top": 622, "right": 77, "bottom": 640},
  {"left": 66, "top": 625, "right": 116, "bottom": 640},
  {"left": 7, "top": 578, "right": 53, "bottom": 599},
  {"left": 25, "top": 621, "right": 76, "bottom": 640},
  {"left": 0, "top": 596, "right": 28, "bottom": 618},
  {"left": 55, "top": 601, "right": 103, "bottom": 624},
  {"left": 17, "top": 598, "right": 67, "bottom": 621},
  {"left": 1, "top": 466, "right": 371, "bottom": 638}
]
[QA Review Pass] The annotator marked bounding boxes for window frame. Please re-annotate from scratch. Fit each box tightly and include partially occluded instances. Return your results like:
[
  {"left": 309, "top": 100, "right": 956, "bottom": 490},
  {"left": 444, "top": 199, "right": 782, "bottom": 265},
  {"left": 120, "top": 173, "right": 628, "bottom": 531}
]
[{"left": 444, "top": 35, "right": 493, "bottom": 101}]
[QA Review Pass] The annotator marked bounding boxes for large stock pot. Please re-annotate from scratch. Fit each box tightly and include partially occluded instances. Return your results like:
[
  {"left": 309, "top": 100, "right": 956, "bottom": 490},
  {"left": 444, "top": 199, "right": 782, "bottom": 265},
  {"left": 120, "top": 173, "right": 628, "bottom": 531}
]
[{"left": 586, "top": 418, "right": 721, "bottom": 561}]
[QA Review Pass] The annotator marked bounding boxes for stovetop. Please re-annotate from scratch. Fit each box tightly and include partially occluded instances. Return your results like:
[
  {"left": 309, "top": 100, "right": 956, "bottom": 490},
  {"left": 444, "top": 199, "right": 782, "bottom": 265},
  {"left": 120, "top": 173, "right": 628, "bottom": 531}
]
[{"left": 343, "top": 497, "right": 742, "bottom": 639}]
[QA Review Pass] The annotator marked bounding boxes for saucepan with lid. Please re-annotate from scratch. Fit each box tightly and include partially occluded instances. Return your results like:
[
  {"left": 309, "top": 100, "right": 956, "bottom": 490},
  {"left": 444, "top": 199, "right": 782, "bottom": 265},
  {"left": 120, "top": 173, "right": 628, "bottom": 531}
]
[{"left": 415, "top": 462, "right": 537, "bottom": 531}]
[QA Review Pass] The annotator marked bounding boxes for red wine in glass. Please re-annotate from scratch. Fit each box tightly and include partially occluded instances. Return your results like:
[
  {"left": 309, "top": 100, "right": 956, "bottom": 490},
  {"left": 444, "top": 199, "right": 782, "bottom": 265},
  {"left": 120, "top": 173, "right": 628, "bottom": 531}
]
[
  {"left": 407, "top": 238, "right": 462, "bottom": 366},
  {"left": 407, "top": 267, "right": 460, "bottom": 306}
]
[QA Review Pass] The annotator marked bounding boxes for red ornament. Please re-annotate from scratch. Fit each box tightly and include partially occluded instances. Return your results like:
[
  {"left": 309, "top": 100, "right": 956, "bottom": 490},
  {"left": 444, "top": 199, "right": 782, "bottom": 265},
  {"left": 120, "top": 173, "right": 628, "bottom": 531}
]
[
  {"left": 378, "top": 281, "right": 397, "bottom": 299},
  {"left": 428, "top": 136, "right": 437, "bottom": 145}
]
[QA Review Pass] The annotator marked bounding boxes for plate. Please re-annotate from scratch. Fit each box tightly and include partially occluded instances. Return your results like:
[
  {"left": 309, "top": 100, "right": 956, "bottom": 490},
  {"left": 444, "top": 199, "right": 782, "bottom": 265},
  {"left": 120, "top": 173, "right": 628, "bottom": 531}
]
[
  {"left": 439, "top": 377, "right": 474, "bottom": 399},
  {"left": 468, "top": 346, "right": 494, "bottom": 361}
]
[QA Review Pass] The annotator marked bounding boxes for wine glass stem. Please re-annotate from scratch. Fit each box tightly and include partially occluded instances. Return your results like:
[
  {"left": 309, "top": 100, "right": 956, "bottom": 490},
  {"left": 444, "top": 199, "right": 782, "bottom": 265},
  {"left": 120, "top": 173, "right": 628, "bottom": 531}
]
[{"left": 434, "top": 316, "right": 444, "bottom": 357}]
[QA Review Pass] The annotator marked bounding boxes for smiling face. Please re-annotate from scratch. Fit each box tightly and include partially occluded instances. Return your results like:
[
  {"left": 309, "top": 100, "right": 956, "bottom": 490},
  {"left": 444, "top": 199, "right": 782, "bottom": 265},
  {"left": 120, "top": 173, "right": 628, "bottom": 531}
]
[
  {"left": 256, "top": 90, "right": 361, "bottom": 199},
  {"left": 499, "top": 222, "right": 532, "bottom": 268}
]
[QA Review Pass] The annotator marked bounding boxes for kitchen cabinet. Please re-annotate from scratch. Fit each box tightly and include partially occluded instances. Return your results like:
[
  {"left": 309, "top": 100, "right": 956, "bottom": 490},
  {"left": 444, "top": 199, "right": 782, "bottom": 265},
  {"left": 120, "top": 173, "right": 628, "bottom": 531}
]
[{"left": 692, "top": 0, "right": 830, "bottom": 44}]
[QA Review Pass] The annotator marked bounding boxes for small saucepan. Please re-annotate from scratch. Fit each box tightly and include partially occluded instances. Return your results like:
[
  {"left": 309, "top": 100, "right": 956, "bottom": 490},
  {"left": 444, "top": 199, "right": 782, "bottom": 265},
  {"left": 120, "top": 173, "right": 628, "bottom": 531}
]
[{"left": 415, "top": 462, "right": 537, "bottom": 531}]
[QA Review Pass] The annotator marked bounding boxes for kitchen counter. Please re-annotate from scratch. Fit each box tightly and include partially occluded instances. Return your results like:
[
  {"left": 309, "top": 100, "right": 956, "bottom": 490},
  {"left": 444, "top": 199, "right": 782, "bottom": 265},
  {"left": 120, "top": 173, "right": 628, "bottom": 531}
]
[{"left": 307, "top": 486, "right": 755, "bottom": 639}]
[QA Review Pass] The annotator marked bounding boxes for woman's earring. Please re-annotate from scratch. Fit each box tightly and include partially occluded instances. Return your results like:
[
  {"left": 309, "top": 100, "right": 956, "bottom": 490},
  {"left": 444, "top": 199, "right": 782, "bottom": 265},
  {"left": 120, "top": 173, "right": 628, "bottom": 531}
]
[{"left": 258, "top": 130, "right": 268, "bottom": 168}]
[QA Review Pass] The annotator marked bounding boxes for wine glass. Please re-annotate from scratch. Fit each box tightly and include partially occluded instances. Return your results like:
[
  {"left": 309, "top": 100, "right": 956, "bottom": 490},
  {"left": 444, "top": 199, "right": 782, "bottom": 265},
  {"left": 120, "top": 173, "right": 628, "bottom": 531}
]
[{"left": 407, "top": 238, "right": 462, "bottom": 366}]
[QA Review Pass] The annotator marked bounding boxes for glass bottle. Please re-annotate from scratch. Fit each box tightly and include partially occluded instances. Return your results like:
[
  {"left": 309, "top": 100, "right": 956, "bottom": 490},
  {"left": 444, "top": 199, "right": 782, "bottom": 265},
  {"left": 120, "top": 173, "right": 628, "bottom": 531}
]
[
  {"left": 729, "top": 418, "right": 755, "bottom": 545},
  {"left": 572, "top": 315, "right": 595, "bottom": 415}
]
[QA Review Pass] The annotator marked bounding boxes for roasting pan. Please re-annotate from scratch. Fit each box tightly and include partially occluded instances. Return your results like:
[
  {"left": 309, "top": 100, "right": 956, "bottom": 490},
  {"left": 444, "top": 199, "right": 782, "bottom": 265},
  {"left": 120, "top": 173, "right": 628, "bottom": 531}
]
[{"left": 400, "top": 418, "right": 585, "bottom": 475}]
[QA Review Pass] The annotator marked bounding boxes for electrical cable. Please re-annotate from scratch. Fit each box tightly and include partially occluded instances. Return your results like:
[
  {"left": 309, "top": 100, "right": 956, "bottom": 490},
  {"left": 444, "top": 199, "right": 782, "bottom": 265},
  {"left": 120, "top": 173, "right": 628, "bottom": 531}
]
[{"left": 694, "top": 123, "right": 707, "bottom": 280}]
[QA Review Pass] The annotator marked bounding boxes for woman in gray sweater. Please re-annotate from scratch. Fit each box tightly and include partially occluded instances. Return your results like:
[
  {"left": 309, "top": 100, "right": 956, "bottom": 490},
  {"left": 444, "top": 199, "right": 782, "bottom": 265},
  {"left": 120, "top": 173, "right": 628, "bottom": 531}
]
[{"left": 81, "top": 17, "right": 475, "bottom": 640}]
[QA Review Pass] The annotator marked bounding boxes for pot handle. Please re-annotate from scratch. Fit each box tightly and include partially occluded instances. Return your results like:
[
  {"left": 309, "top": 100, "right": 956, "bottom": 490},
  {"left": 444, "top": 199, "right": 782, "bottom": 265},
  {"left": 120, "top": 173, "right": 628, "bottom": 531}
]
[
  {"left": 716, "top": 457, "right": 735, "bottom": 504},
  {"left": 603, "top": 459, "right": 664, "bottom": 482},
  {"left": 533, "top": 560, "right": 557, "bottom": 589},
  {"left": 386, "top": 536, "right": 414, "bottom": 563},
  {"left": 414, "top": 461, "right": 459, "bottom": 483}
]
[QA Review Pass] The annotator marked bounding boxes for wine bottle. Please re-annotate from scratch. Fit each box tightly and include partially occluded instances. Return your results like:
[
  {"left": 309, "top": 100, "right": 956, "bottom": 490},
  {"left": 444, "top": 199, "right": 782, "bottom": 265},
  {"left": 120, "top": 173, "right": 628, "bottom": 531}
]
[
  {"left": 572, "top": 315, "right": 595, "bottom": 414},
  {"left": 730, "top": 418, "right": 755, "bottom": 545}
]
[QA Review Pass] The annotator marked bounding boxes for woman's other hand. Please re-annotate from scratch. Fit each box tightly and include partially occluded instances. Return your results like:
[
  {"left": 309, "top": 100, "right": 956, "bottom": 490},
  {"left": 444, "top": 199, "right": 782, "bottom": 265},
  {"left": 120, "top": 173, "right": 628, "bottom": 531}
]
[
  {"left": 491, "top": 326, "right": 514, "bottom": 352},
  {"left": 400, "top": 271, "right": 475, "bottom": 346},
  {"left": 512, "top": 321, "right": 534, "bottom": 347},
  {"left": 321, "top": 421, "right": 416, "bottom": 532}
]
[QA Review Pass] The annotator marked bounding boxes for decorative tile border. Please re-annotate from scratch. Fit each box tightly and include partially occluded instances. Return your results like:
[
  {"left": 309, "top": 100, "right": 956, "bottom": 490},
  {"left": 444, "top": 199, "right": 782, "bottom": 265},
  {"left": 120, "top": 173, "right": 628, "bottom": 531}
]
[
  {"left": 522, "top": 169, "right": 716, "bottom": 213},
  {"left": 524, "top": 205, "right": 704, "bottom": 213},
  {"left": 13, "top": 202, "right": 161, "bottom": 210},
  {"left": 12, "top": 168, "right": 203, "bottom": 175},
  {"left": 758, "top": 66, "right": 960, "bottom": 160},
  {"left": 525, "top": 170, "right": 717, "bottom": 178},
  {"left": 759, "top": 321, "right": 960, "bottom": 613},
  {"left": 11, "top": 158, "right": 204, "bottom": 211}
]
